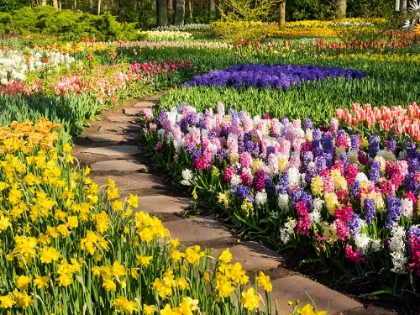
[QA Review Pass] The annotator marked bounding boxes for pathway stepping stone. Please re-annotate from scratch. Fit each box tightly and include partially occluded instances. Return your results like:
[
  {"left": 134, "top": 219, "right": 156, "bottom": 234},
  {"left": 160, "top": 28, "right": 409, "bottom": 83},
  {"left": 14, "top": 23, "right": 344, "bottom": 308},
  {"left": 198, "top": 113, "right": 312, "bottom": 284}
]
[
  {"left": 268, "top": 276, "right": 362, "bottom": 315},
  {"left": 123, "top": 108, "right": 145, "bottom": 116},
  {"left": 87, "top": 133, "right": 141, "bottom": 142},
  {"left": 164, "top": 216, "right": 232, "bottom": 242},
  {"left": 82, "top": 146, "right": 141, "bottom": 156},
  {"left": 107, "top": 116, "right": 140, "bottom": 123},
  {"left": 92, "top": 173, "right": 164, "bottom": 191},
  {"left": 90, "top": 160, "right": 148, "bottom": 172},
  {"left": 213, "top": 241, "right": 283, "bottom": 271},
  {"left": 99, "top": 124, "right": 140, "bottom": 133},
  {"left": 145, "top": 95, "right": 161, "bottom": 101},
  {"left": 132, "top": 101, "right": 156, "bottom": 108},
  {"left": 138, "top": 195, "right": 195, "bottom": 214}
]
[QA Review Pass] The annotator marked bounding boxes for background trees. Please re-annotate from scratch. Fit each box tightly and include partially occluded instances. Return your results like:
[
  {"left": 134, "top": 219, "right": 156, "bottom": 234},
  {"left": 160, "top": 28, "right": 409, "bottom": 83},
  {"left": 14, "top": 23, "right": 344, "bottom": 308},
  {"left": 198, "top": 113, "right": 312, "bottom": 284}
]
[{"left": 0, "top": 0, "right": 398, "bottom": 29}]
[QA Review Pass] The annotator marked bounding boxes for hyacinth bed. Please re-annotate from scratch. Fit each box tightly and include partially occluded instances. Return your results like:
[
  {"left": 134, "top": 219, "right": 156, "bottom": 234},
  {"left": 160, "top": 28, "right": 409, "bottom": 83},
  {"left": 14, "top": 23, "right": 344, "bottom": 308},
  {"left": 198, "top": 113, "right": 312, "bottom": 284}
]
[
  {"left": 141, "top": 102, "right": 420, "bottom": 296},
  {"left": 182, "top": 63, "right": 367, "bottom": 90}
]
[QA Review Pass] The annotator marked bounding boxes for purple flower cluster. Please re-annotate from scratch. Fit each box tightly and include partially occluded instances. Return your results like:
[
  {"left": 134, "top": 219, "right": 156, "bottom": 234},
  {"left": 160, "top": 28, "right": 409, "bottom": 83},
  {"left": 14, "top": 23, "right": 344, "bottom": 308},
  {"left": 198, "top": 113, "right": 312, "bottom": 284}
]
[{"left": 183, "top": 63, "right": 367, "bottom": 90}]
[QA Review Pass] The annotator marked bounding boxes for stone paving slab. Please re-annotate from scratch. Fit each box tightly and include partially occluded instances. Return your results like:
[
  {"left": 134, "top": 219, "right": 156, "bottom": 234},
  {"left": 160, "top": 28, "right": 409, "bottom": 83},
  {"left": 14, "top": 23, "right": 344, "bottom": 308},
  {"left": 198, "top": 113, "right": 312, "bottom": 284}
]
[
  {"left": 213, "top": 241, "right": 283, "bottom": 272},
  {"left": 164, "top": 216, "right": 232, "bottom": 242},
  {"left": 132, "top": 101, "right": 156, "bottom": 108},
  {"left": 98, "top": 124, "right": 140, "bottom": 133},
  {"left": 268, "top": 276, "right": 362, "bottom": 315},
  {"left": 92, "top": 173, "right": 164, "bottom": 191},
  {"left": 123, "top": 108, "right": 146, "bottom": 116},
  {"left": 145, "top": 95, "right": 161, "bottom": 101},
  {"left": 138, "top": 195, "right": 195, "bottom": 214},
  {"left": 82, "top": 146, "right": 141, "bottom": 156},
  {"left": 90, "top": 160, "right": 148, "bottom": 172},
  {"left": 87, "top": 133, "right": 141, "bottom": 142},
  {"left": 107, "top": 116, "right": 140, "bottom": 123}
]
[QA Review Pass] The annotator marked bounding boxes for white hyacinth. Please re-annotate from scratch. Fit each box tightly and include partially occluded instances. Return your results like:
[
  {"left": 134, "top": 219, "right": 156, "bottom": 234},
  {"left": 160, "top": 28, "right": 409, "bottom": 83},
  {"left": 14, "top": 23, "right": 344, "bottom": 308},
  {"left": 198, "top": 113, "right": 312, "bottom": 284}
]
[
  {"left": 181, "top": 169, "right": 193, "bottom": 186},
  {"left": 277, "top": 193, "right": 289, "bottom": 210},
  {"left": 255, "top": 190, "right": 268, "bottom": 209}
]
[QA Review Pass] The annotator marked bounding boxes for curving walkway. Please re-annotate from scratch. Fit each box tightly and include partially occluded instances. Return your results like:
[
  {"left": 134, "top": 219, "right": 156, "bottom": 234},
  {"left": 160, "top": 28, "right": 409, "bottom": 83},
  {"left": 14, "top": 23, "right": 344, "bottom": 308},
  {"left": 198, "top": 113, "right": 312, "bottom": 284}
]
[{"left": 72, "top": 96, "right": 394, "bottom": 315}]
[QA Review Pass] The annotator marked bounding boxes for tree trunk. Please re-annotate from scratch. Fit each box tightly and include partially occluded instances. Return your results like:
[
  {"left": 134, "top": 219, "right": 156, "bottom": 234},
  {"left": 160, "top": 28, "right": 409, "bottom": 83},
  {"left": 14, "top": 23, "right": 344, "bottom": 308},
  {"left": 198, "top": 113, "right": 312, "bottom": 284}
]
[
  {"left": 97, "top": 0, "right": 101, "bottom": 14},
  {"left": 174, "top": 0, "right": 185, "bottom": 25},
  {"left": 156, "top": 0, "right": 168, "bottom": 26},
  {"left": 335, "top": 0, "right": 346, "bottom": 19},
  {"left": 279, "top": 0, "right": 285, "bottom": 27},
  {"left": 209, "top": 0, "right": 215, "bottom": 20},
  {"left": 52, "top": 0, "right": 58, "bottom": 8},
  {"left": 188, "top": 0, "right": 192, "bottom": 20},
  {"left": 167, "top": 0, "right": 174, "bottom": 23},
  {"left": 400, "top": 0, "right": 407, "bottom": 14}
]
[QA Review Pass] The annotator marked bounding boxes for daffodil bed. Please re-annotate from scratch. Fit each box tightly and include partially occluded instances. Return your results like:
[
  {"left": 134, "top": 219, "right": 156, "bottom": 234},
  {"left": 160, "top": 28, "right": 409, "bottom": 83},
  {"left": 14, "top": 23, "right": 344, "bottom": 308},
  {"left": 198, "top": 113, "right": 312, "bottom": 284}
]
[{"left": 0, "top": 119, "right": 324, "bottom": 315}]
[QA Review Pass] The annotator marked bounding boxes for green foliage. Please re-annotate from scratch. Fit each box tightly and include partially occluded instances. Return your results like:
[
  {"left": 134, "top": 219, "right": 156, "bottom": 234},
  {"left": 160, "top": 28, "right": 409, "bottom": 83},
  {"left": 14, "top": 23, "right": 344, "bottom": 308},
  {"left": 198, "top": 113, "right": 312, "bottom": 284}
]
[
  {"left": 218, "top": 0, "right": 279, "bottom": 22},
  {"left": 0, "top": 6, "right": 140, "bottom": 44}
]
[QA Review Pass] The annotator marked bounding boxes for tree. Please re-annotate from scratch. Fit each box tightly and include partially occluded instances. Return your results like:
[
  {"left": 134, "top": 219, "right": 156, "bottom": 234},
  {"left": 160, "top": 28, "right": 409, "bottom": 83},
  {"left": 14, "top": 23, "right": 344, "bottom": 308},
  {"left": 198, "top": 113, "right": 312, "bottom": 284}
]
[
  {"left": 335, "top": 0, "right": 346, "bottom": 18},
  {"left": 174, "top": 0, "right": 185, "bottom": 25},
  {"left": 209, "top": 0, "right": 216, "bottom": 20},
  {"left": 157, "top": 0, "right": 168, "bottom": 26},
  {"left": 279, "top": 0, "right": 285, "bottom": 26},
  {"left": 167, "top": 0, "right": 174, "bottom": 22}
]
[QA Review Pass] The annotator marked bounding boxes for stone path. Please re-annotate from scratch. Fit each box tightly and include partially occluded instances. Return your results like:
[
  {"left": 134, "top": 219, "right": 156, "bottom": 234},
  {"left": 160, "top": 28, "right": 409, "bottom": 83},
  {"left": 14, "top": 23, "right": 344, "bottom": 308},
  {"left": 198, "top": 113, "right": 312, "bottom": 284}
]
[{"left": 72, "top": 96, "right": 393, "bottom": 315}]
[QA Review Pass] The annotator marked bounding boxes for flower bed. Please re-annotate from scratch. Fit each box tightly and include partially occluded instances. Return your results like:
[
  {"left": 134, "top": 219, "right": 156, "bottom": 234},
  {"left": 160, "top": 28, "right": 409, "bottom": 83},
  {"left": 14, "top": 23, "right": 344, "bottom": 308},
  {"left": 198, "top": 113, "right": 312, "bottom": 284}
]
[
  {"left": 182, "top": 63, "right": 366, "bottom": 90},
  {"left": 142, "top": 103, "right": 420, "bottom": 296},
  {"left": 0, "top": 118, "right": 328, "bottom": 314}
]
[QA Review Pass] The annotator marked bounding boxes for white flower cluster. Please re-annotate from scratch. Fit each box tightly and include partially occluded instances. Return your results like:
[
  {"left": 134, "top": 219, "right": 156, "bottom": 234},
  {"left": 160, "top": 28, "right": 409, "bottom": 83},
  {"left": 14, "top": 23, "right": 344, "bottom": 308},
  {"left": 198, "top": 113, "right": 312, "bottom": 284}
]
[
  {"left": 389, "top": 225, "right": 408, "bottom": 274},
  {"left": 181, "top": 169, "right": 194, "bottom": 186},
  {"left": 0, "top": 49, "right": 75, "bottom": 85},
  {"left": 279, "top": 218, "right": 297, "bottom": 244},
  {"left": 140, "top": 30, "right": 193, "bottom": 41},
  {"left": 402, "top": 0, "right": 420, "bottom": 31},
  {"left": 151, "top": 24, "right": 211, "bottom": 31}
]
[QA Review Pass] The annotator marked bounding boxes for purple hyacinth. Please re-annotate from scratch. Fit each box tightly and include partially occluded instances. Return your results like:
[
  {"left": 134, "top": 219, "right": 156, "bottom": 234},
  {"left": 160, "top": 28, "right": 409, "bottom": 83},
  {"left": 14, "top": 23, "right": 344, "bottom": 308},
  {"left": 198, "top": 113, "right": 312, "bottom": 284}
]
[
  {"left": 337, "top": 129, "right": 346, "bottom": 137},
  {"left": 364, "top": 198, "right": 376, "bottom": 224},
  {"left": 408, "top": 158, "right": 419, "bottom": 173},
  {"left": 185, "top": 142, "right": 195, "bottom": 154},
  {"left": 350, "top": 180, "right": 360, "bottom": 198},
  {"left": 216, "top": 148, "right": 228, "bottom": 161},
  {"left": 157, "top": 109, "right": 168, "bottom": 128},
  {"left": 290, "top": 188, "right": 303, "bottom": 207},
  {"left": 321, "top": 133, "right": 334, "bottom": 151},
  {"left": 304, "top": 118, "right": 312, "bottom": 132},
  {"left": 340, "top": 153, "right": 349, "bottom": 169},
  {"left": 406, "top": 142, "right": 418, "bottom": 159},
  {"left": 348, "top": 212, "right": 361, "bottom": 236},
  {"left": 403, "top": 173, "right": 420, "bottom": 194},
  {"left": 324, "top": 151, "right": 334, "bottom": 168},
  {"left": 238, "top": 141, "right": 245, "bottom": 154},
  {"left": 277, "top": 174, "right": 288, "bottom": 194},
  {"left": 312, "top": 128, "right": 321, "bottom": 145},
  {"left": 305, "top": 169, "right": 315, "bottom": 185},
  {"left": 266, "top": 146, "right": 276, "bottom": 159},
  {"left": 385, "top": 140, "right": 396, "bottom": 153},
  {"left": 385, "top": 196, "right": 402, "bottom": 229},
  {"left": 368, "top": 136, "right": 380, "bottom": 158},
  {"left": 350, "top": 135, "right": 360, "bottom": 151},
  {"left": 369, "top": 161, "right": 381, "bottom": 184},
  {"left": 253, "top": 170, "right": 266, "bottom": 192},
  {"left": 301, "top": 191, "right": 313, "bottom": 210},
  {"left": 264, "top": 174, "right": 276, "bottom": 193},
  {"left": 303, "top": 151, "right": 314, "bottom": 169},
  {"left": 232, "top": 185, "right": 251, "bottom": 200},
  {"left": 315, "top": 156, "right": 327, "bottom": 172},
  {"left": 178, "top": 118, "right": 189, "bottom": 133}
]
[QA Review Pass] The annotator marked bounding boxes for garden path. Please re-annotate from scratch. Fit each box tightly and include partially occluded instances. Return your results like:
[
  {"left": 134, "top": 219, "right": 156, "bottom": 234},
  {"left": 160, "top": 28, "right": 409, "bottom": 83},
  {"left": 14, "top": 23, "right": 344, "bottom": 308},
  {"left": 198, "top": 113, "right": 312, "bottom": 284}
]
[{"left": 71, "top": 96, "right": 396, "bottom": 315}]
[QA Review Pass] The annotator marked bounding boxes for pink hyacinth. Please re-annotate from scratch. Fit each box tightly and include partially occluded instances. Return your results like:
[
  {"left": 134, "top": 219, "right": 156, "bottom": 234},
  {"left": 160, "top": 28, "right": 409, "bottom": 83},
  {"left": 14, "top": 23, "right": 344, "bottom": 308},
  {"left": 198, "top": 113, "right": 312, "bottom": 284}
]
[
  {"left": 155, "top": 141, "right": 162, "bottom": 151},
  {"left": 217, "top": 101, "right": 225, "bottom": 116},
  {"left": 149, "top": 123, "right": 157, "bottom": 132},
  {"left": 227, "top": 136, "right": 238, "bottom": 156},
  {"left": 242, "top": 113, "right": 254, "bottom": 133},
  {"left": 143, "top": 108, "right": 154, "bottom": 121},
  {"left": 295, "top": 201, "right": 311, "bottom": 236},
  {"left": 335, "top": 134, "right": 348, "bottom": 149},
  {"left": 323, "top": 176, "right": 335, "bottom": 193},
  {"left": 345, "top": 245, "right": 365, "bottom": 264},
  {"left": 172, "top": 125, "right": 182, "bottom": 141},
  {"left": 345, "top": 164, "right": 358, "bottom": 184},
  {"left": 408, "top": 233, "right": 420, "bottom": 276},
  {"left": 224, "top": 167, "right": 235, "bottom": 182},
  {"left": 331, "top": 160, "right": 345, "bottom": 176},
  {"left": 240, "top": 152, "right": 252, "bottom": 169},
  {"left": 241, "top": 172, "right": 252, "bottom": 186},
  {"left": 195, "top": 157, "right": 206, "bottom": 171},
  {"left": 329, "top": 118, "right": 339, "bottom": 134},
  {"left": 202, "top": 149, "right": 214, "bottom": 169},
  {"left": 191, "top": 127, "right": 201, "bottom": 146},
  {"left": 278, "top": 139, "right": 291, "bottom": 157}
]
